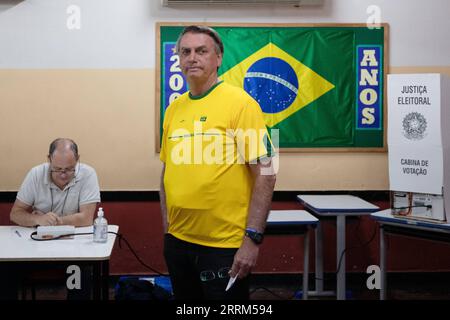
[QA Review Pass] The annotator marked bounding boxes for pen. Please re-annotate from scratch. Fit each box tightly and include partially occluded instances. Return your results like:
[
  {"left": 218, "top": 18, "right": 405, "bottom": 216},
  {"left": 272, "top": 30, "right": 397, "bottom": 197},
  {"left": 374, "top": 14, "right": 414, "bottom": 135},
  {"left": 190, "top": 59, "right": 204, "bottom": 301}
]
[{"left": 15, "top": 230, "right": 22, "bottom": 238}]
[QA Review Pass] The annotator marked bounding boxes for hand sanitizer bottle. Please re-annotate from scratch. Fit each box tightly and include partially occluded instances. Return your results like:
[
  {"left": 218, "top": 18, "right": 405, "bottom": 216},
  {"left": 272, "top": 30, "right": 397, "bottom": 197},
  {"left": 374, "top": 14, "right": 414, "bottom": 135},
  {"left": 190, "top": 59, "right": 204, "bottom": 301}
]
[{"left": 93, "top": 207, "right": 108, "bottom": 243}]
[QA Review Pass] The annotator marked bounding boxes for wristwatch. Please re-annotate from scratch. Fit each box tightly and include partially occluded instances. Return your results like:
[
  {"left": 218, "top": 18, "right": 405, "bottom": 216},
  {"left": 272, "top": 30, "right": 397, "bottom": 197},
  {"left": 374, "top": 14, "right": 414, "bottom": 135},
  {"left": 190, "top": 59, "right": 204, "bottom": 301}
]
[{"left": 245, "top": 228, "right": 264, "bottom": 245}]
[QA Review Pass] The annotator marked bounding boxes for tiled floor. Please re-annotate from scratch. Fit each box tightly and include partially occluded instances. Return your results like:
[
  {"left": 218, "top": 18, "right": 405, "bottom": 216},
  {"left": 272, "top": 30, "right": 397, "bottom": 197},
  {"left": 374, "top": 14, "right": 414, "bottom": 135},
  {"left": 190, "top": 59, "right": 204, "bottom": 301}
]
[{"left": 17, "top": 272, "right": 450, "bottom": 300}]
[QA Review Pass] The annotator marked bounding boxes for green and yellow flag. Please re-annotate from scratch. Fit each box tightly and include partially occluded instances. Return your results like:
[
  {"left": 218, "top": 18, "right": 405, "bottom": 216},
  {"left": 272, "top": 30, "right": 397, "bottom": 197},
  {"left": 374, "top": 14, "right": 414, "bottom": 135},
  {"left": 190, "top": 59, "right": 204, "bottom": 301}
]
[{"left": 159, "top": 25, "right": 385, "bottom": 149}]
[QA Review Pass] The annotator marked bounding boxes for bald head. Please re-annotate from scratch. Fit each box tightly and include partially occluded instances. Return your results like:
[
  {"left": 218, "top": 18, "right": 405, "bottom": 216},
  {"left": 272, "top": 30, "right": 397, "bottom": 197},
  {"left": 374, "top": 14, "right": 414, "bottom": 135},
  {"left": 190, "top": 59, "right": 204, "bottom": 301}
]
[
  {"left": 48, "top": 138, "right": 79, "bottom": 160},
  {"left": 47, "top": 138, "right": 79, "bottom": 189}
]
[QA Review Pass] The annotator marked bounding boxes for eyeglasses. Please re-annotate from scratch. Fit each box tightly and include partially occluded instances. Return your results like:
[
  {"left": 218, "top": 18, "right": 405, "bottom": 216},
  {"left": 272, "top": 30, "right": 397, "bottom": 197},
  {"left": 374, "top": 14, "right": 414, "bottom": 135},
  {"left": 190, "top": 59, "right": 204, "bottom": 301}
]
[
  {"left": 50, "top": 168, "right": 76, "bottom": 174},
  {"left": 199, "top": 267, "right": 230, "bottom": 282}
]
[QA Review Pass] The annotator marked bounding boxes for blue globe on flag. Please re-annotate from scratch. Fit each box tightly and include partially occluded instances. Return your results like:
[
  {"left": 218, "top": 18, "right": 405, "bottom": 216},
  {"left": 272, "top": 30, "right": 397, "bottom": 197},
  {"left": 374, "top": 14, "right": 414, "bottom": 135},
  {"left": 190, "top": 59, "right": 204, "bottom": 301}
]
[{"left": 243, "top": 57, "right": 299, "bottom": 114}]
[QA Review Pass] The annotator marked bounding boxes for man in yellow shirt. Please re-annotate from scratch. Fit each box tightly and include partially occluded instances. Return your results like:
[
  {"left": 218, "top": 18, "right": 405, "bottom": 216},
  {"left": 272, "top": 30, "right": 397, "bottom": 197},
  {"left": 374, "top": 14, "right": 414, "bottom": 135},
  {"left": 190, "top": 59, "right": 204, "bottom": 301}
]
[{"left": 160, "top": 25, "right": 276, "bottom": 300}]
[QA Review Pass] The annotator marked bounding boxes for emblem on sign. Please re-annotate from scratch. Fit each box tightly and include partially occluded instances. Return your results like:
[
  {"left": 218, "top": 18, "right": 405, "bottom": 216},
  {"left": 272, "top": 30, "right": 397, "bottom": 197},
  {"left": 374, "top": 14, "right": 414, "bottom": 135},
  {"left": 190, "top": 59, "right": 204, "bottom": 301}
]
[{"left": 402, "top": 112, "right": 427, "bottom": 140}]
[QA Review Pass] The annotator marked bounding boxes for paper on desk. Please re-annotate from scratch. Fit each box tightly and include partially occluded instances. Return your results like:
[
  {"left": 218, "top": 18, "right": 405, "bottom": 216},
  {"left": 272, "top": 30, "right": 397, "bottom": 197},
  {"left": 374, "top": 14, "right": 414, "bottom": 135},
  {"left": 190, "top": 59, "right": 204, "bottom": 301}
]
[{"left": 225, "top": 275, "right": 237, "bottom": 291}]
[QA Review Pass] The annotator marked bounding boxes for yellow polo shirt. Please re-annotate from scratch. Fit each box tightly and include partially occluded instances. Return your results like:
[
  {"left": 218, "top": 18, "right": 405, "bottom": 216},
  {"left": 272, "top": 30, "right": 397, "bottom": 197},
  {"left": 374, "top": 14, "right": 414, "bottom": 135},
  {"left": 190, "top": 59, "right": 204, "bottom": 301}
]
[{"left": 160, "top": 82, "right": 271, "bottom": 248}]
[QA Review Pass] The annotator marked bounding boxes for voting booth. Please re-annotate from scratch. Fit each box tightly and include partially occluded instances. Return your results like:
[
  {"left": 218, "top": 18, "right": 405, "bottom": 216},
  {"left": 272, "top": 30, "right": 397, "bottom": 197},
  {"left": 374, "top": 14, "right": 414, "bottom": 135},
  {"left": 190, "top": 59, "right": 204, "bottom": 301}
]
[{"left": 388, "top": 74, "right": 450, "bottom": 222}]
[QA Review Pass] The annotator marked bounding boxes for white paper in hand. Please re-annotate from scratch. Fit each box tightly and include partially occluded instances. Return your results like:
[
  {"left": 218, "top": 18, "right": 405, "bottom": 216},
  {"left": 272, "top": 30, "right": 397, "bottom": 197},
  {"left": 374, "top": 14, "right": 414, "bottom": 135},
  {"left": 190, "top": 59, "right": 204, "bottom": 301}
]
[{"left": 225, "top": 275, "right": 237, "bottom": 291}]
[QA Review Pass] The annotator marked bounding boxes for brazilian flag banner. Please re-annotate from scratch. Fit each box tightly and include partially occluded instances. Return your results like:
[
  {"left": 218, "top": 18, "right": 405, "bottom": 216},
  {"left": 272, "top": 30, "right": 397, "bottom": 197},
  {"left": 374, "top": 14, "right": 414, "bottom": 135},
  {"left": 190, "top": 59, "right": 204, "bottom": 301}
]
[{"left": 157, "top": 23, "right": 387, "bottom": 151}]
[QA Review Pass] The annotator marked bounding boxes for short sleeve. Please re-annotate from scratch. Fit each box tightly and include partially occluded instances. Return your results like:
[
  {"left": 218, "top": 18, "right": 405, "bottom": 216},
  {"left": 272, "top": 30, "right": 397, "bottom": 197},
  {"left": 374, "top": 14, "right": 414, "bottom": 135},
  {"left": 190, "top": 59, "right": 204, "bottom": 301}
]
[
  {"left": 234, "top": 98, "right": 273, "bottom": 163},
  {"left": 16, "top": 168, "right": 37, "bottom": 206},
  {"left": 160, "top": 106, "right": 172, "bottom": 163},
  {"left": 160, "top": 124, "right": 167, "bottom": 163},
  {"left": 79, "top": 168, "right": 101, "bottom": 205}
]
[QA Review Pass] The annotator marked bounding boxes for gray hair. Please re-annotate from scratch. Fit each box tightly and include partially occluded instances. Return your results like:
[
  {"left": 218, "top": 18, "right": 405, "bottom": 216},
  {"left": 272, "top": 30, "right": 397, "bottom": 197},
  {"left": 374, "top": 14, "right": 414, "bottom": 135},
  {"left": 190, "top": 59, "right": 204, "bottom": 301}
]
[
  {"left": 175, "top": 25, "right": 224, "bottom": 56},
  {"left": 48, "top": 138, "right": 79, "bottom": 159}
]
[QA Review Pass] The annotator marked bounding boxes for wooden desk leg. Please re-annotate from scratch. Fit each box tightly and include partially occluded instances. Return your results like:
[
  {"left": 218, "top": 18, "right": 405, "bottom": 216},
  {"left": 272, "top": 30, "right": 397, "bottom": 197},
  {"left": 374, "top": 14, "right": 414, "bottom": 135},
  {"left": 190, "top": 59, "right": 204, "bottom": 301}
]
[
  {"left": 102, "top": 260, "right": 109, "bottom": 301},
  {"left": 303, "top": 228, "right": 310, "bottom": 300},
  {"left": 380, "top": 226, "right": 386, "bottom": 300}
]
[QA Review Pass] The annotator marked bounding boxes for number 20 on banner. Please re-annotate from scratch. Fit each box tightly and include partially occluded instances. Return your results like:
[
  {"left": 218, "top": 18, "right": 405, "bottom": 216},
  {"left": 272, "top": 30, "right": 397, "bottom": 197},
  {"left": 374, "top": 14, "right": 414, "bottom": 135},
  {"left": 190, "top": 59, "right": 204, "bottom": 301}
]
[{"left": 163, "top": 43, "right": 187, "bottom": 110}]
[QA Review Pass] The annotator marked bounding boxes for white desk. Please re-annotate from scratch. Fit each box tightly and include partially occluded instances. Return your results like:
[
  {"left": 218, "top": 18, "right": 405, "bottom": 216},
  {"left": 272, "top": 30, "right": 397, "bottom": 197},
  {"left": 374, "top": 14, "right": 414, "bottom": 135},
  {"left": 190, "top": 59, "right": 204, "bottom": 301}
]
[
  {"left": 265, "top": 210, "right": 318, "bottom": 300},
  {"left": 0, "top": 225, "right": 119, "bottom": 300},
  {"left": 297, "top": 195, "right": 379, "bottom": 300},
  {"left": 371, "top": 209, "right": 450, "bottom": 300}
]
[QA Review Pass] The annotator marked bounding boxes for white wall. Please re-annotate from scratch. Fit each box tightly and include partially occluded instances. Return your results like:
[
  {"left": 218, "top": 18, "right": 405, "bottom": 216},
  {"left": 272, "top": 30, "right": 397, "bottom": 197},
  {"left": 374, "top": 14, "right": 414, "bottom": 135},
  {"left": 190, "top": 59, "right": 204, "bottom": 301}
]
[{"left": 0, "top": 0, "right": 449, "bottom": 68}]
